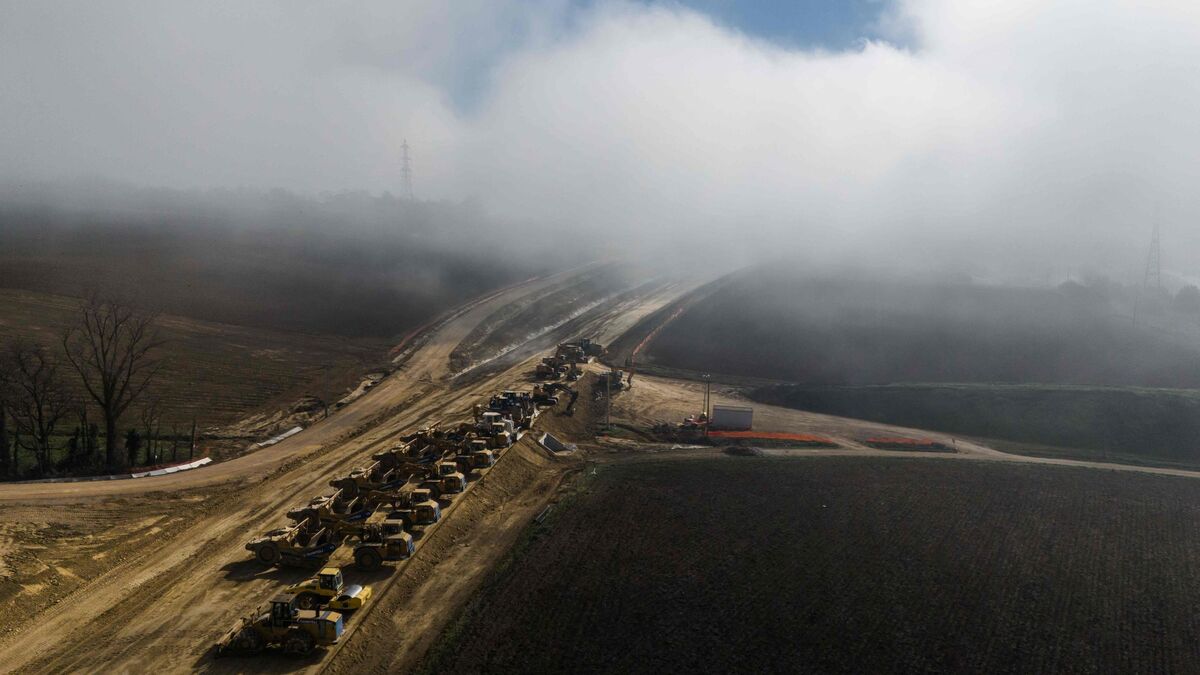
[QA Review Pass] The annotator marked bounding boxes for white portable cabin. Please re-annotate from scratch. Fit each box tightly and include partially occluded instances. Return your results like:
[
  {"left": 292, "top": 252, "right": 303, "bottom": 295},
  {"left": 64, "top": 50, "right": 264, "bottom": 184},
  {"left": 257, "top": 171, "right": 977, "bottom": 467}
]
[{"left": 710, "top": 405, "right": 753, "bottom": 431}]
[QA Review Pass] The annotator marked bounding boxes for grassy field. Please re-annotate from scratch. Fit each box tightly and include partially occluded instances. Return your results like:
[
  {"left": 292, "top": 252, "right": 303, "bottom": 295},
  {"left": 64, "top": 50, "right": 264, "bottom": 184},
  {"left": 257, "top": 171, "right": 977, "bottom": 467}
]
[
  {"left": 750, "top": 383, "right": 1200, "bottom": 463},
  {"left": 645, "top": 266, "right": 1200, "bottom": 387},
  {"left": 0, "top": 288, "right": 389, "bottom": 441},
  {"left": 423, "top": 457, "right": 1200, "bottom": 673}
]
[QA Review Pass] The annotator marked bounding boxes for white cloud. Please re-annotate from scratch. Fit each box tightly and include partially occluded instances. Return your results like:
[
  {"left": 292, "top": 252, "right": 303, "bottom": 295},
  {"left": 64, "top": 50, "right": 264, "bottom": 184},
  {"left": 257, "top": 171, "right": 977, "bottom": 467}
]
[{"left": 4, "top": 0, "right": 1200, "bottom": 275}]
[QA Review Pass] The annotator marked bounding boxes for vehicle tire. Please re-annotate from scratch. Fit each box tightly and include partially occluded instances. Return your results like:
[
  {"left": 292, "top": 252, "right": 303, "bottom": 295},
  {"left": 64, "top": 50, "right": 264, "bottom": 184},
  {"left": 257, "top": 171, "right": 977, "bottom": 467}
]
[
  {"left": 255, "top": 544, "right": 280, "bottom": 565},
  {"left": 297, "top": 593, "right": 318, "bottom": 610},
  {"left": 355, "top": 547, "right": 383, "bottom": 571},
  {"left": 235, "top": 629, "right": 263, "bottom": 654},
  {"left": 284, "top": 632, "right": 314, "bottom": 656}
]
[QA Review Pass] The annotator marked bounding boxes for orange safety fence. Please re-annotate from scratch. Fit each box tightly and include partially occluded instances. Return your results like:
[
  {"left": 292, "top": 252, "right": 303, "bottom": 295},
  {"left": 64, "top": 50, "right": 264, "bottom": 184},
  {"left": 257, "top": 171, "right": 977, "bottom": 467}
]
[{"left": 707, "top": 430, "right": 836, "bottom": 444}]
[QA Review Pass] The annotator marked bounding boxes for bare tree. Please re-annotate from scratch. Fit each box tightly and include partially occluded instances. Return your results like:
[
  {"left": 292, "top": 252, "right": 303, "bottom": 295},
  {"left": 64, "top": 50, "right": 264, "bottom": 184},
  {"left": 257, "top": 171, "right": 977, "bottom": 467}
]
[
  {"left": 0, "top": 360, "right": 11, "bottom": 478},
  {"left": 3, "top": 340, "right": 72, "bottom": 477},
  {"left": 62, "top": 293, "right": 164, "bottom": 470},
  {"left": 139, "top": 397, "right": 163, "bottom": 465}
]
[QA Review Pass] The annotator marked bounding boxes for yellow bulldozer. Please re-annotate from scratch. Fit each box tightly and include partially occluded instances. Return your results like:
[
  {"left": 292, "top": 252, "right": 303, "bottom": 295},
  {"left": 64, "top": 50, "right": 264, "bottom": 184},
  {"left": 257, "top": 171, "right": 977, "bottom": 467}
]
[
  {"left": 284, "top": 566, "right": 372, "bottom": 611},
  {"left": 215, "top": 592, "right": 344, "bottom": 657}
]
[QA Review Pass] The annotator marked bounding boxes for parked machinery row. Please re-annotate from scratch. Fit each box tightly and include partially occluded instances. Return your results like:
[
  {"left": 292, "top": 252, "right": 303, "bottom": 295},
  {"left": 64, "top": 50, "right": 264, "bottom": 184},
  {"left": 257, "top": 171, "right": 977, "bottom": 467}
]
[
  {"left": 218, "top": 383, "right": 557, "bottom": 658},
  {"left": 535, "top": 337, "right": 606, "bottom": 380}
]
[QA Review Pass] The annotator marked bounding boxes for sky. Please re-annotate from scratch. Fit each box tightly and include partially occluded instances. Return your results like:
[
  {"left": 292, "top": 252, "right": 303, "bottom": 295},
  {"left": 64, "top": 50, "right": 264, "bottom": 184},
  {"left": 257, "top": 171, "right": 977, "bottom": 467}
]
[{"left": 3, "top": 1, "right": 1200, "bottom": 279}]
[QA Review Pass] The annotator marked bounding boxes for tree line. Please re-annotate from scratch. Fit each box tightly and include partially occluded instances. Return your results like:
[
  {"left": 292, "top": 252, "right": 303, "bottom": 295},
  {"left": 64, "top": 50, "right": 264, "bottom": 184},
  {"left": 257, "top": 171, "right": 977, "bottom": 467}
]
[{"left": 0, "top": 293, "right": 192, "bottom": 480}]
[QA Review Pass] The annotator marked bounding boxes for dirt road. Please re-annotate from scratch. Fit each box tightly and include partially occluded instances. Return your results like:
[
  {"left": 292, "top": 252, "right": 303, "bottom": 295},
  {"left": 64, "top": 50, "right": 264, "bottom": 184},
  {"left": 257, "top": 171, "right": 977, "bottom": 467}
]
[
  {"left": 611, "top": 372, "right": 1200, "bottom": 481},
  {"left": 0, "top": 266, "right": 700, "bottom": 674},
  {"left": 10, "top": 263, "right": 1200, "bottom": 674}
]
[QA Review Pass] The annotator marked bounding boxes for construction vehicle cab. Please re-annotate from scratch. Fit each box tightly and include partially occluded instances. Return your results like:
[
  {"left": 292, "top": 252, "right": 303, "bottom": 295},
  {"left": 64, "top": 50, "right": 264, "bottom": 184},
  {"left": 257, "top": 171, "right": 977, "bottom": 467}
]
[
  {"left": 353, "top": 517, "right": 415, "bottom": 570},
  {"left": 463, "top": 439, "right": 496, "bottom": 469},
  {"left": 215, "top": 593, "right": 344, "bottom": 657},
  {"left": 285, "top": 566, "right": 372, "bottom": 611},
  {"left": 389, "top": 488, "right": 440, "bottom": 528},
  {"left": 245, "top": 518, "right": 342, "bottom": 568},
  {"left": 436, "top": 460, "right": 466, "bottom": 493}
]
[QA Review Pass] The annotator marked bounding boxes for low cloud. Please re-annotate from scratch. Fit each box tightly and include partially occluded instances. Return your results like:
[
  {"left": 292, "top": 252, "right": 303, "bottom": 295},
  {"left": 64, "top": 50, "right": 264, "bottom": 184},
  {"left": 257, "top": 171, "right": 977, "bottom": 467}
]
[{"left": 4, "top": 1, "right": 1200, "bottom": 278}]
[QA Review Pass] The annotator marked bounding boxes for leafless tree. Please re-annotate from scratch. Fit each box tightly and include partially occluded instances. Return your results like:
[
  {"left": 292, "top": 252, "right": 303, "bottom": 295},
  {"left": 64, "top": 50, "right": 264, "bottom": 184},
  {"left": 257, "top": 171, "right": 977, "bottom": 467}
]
[
  {"left": 140, "top": 397, "right": 163, "bottom": 465},
  {"left": 62, "top": 293, "right": 165, "bottom": 470},
  {"left": 0, "top": 359, "right": 11, "bottom": 478},
  {"left": 3, "top": 340, "right": 72, "bottom": 477}
]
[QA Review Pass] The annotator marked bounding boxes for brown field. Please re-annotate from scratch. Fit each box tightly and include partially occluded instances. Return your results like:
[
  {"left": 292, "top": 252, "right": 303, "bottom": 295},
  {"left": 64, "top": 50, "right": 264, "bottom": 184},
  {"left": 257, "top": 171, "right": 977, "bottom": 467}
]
[
  {"left": 423, "top": 456, "right": 1200, "bottom": 674},
  {"left": 0, "top": 288, "right": 390, "bottom": 467}
]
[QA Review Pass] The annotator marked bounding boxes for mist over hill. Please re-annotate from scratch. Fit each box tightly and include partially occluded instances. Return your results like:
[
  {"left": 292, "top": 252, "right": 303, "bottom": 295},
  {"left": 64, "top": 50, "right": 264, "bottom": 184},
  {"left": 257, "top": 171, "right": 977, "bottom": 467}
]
[
  {"left": 0, "top": 183, "right": 562, "bottom": 337},
  {"left": 648, "top": 265, "right": 1200, "bottom": 388}
]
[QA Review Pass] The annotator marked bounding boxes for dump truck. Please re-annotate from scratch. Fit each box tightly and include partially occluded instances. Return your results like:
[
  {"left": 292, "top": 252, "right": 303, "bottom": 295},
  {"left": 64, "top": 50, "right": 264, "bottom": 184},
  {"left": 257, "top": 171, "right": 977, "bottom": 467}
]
[
  {"left": 349, "top": 512, "right": 416, "bottom": 570},
  {"left": 245, "top": 517, "right": 342, "bottom": 567},
  {"left": 216, "top": 593, "right": 344, "bottom": 657},
  {"left": 284, "top": 566, "right": 372, "bottom": 611}
]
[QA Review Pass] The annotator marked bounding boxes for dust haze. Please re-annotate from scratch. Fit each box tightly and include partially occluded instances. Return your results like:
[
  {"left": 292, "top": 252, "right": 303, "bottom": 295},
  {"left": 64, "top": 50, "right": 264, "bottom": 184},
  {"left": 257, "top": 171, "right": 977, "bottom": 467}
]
[{"left": 4, "top": 1, "right": 1200, "bottom": 279}]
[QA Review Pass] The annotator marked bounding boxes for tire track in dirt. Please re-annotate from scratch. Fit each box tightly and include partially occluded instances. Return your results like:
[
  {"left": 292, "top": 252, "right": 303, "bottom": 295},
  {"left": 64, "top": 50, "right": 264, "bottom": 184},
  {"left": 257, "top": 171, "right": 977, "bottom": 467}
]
[{"left": 0, "top": 268, "right": 700, "bottom": 674}]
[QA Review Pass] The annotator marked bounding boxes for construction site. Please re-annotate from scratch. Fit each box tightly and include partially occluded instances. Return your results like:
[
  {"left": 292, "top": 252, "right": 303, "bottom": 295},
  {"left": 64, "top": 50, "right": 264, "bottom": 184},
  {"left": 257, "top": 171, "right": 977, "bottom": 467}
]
[{"left": 4, "top": 262, "right": 1200, "bottom": 673}]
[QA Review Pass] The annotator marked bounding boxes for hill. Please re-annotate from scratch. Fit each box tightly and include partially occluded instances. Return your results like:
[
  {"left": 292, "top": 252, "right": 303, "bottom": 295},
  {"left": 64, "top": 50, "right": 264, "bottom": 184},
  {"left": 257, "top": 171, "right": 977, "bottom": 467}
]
[
  {"left": 644, "top": 266, "right": 1200, "bottom": 387},
  {"left": 0, "top": 288, "right": 389, "bottom": 472}
]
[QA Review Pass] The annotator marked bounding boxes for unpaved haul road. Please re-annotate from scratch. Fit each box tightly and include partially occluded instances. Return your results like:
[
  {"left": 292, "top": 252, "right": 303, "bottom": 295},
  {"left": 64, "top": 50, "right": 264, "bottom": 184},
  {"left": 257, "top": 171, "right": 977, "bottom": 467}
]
[{"left": 0, "top": 266, "right": 702, "bottom": 674}]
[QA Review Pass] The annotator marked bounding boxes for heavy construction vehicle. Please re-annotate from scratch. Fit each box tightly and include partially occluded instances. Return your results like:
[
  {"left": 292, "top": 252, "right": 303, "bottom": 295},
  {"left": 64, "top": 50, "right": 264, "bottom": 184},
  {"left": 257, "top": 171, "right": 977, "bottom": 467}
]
[
  {"left": 532, "top": 383, "right": 566, "bottom": 405},
  {"left": 328, "top": 460, "right": 405, "bottom": 496},
  {"left": 287, "top": 490, "right": 373, "bottom": 529},
  {"left": 426, "top": 459, "right": 466, "bottom": 496},
  {"left": 380, "top": 486, "right": 441, "bottom": 529},
  {"left": 284, "top": 567, "right": 372, "bottom": 611},
  {"left": 457, "top": 438, "right": 496, "bottom": 473},
  {"left": 245, "top": 516, "right": 342, "bottom": 567},
  {"left": 555, "top": 337, "right": 606, "bottom": 363},
  {"left": 536, "top": 355, "right": 570, "bottom": 379},
  {"left": 472, "top": 409, "right": 514, "bottom": 449},
  {"left": 488, "top": 391, "right": 538, "bottom": 429},
  {"left": 595, "top": 368, "right": 629, "bottom": 395},
  {"left": 350, "top": 511, "right": 416, "bottom": 570},
  {"left": 216, "top": 593, "right": 344, "bottom": 657}
]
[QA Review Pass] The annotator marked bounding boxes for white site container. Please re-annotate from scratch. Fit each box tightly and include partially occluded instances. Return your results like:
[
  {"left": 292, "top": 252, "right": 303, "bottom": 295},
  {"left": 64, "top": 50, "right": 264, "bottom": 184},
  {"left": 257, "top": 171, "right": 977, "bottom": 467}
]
[{"left": 710, "top": 405, "right": 753, "bottom": 431}]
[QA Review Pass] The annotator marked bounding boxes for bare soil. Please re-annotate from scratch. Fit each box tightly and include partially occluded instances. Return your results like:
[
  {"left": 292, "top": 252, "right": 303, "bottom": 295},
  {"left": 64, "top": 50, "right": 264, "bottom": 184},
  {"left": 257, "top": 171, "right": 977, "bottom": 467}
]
[
  {"left": 0, "top": 268, "right": 697, "bottom": 674},
  {"left": 423, "top": 456, "right": 1200, "bottom": 674}
]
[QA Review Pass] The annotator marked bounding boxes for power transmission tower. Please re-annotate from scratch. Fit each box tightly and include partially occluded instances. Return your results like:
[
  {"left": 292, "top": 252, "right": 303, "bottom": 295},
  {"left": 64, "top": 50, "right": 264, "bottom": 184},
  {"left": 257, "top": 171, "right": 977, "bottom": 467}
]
[
  {"left": 400, "top": 140, "right": 414, "bottom": 201},
  {"left": 1143, "top": 221, "right": 1161, "bottom": 292},
  {"left": 1132, "top": 217, "right": 1163, "bottom": 330}
]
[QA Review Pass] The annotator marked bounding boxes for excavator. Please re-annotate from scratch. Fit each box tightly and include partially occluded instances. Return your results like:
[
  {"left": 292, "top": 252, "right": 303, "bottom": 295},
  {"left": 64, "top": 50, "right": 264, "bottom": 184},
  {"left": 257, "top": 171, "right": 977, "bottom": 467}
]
[{"left": 216, "top": 592, "right": 344, "bottom": 657}]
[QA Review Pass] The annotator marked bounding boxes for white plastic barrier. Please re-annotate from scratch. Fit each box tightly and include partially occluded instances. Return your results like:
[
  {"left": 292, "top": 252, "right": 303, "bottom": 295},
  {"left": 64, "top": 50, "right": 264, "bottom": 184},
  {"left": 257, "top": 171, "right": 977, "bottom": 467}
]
[
  {"left": 18, "top": 456, "right": 215, "bottom": 483},
  {"left": 249, "top": 426, "right": 304, "bottom": 450},
  {"left": 130, "top": 457, "right": 213, "bottom": 478}
]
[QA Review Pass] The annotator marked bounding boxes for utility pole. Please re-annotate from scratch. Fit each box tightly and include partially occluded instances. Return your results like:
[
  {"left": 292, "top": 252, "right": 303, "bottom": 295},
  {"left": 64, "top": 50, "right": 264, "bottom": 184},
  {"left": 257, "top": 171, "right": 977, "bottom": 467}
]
[
  {"left": 400, "top": 139, "right": 414, "bottom": 201},
  {"left": 702, "top": 373, "right": 711, "bottom": 438}
]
